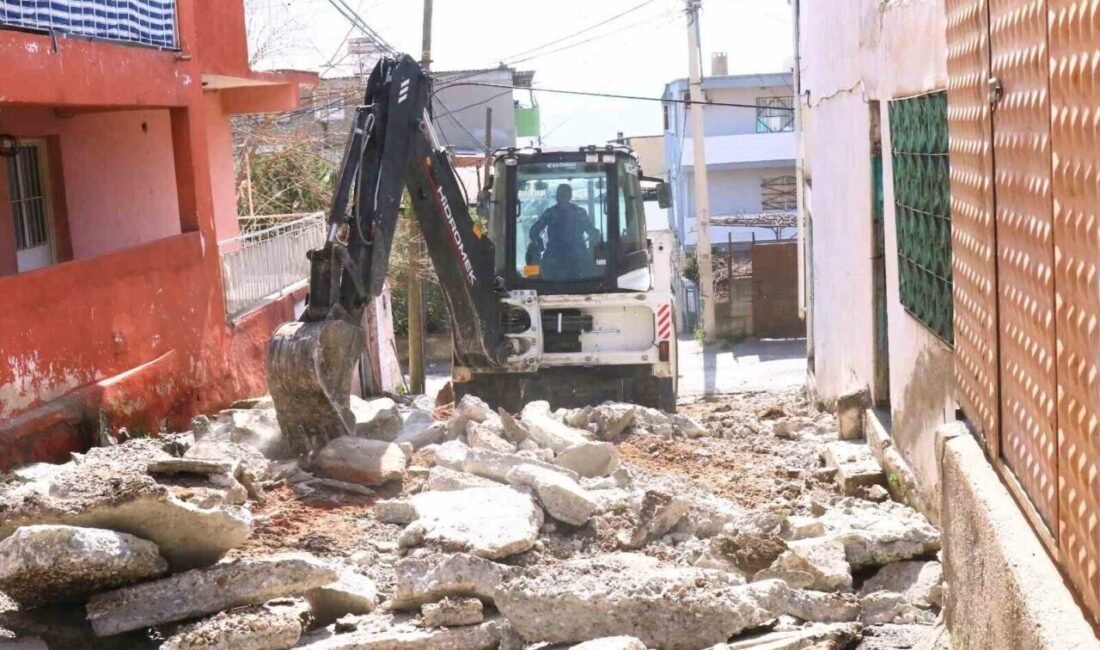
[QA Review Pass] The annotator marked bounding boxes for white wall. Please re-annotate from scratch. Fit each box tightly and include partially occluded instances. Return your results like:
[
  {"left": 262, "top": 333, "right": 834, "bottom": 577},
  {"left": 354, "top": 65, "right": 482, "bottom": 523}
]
[{"left": 681, "top": 166, "right": 797, "bottom": 245}]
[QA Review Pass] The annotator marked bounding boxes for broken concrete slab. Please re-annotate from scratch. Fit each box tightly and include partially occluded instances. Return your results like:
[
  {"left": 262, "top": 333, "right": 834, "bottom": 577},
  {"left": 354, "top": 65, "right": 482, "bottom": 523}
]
[
  {"left": 568, "top": 404, "right": 637, "bottom": 442},
  {"left": 420, "top": 441, "right": 471, "bottom": 471},
  {"left": 505, "top": 464, "right": 601, "bottom": 527},
  {"left": 520, "top": 402, "right": 591, "bottom": 453},
  {"left": 835, "top": 387, "right": 870, "bottom": 440},
  {"left": 494, "top": 559, "right": 774, "bottom": 650},
  {"left": 750, "top": 579, "right": 861, "bottom": 623},
  {"left": 860, "top": 560, "right": 943, "bottom": 609},
  {"left": 0, "top": 450, "right": 252, "bottom": 571},
  {"left": 823, "top": 441, "right": 886, "bottom": 495},
  {"left": 461, "top": 448, "right": 578, "bottom": 484},
  {"left": 723, "top": 622, "right": 862, "bottom": 650},
  {"left": 817, "top": 499, "right": 940, "bottom": 569},
  {"left": 85, "top": 553, "right": 337, "bottom": 637},
  {"left": 859, "top": 591, "right": 938, "bottom": 625},
  {"left": 618, "top": 491, "right": 689, "bottom": 549},
  {"left": 146, "top": 458, "right": 250, "bottom": 506},
  {"left": 217, "top": 407, "right": 291, "bottom": 460},
  {"left": 0, "top": 525, "right": 167, "bottom": 608},
  {"left": 455, "top": 396, "right": 492, "bottom": 423},
  {"left": 317, "top": 437, "right": 407, "bottom": 487},
  {"left": 160, "top": 597, "right": 311, "bottom": 650},
  {"left": 184, "top": 440, "right": 271, "bottom": 502},
  {"left": 570, "top": 637, "right": 647, "bottom": 650},
  {"left": 465, "top": 422, "right": 516, "bottom": 454},
  {"left": 395, "top": 414, "right": 445, "bottom": 451},
  {"left": 554, "top": 441, "right": 620, "bottom": 478},
  {"left": 781, "top": 516, "right": 825, "bottom": 541},
  {"left": 497, "top": 409, "right": 530, "bottom": 443},
  {"left": 705, "top": 532, "right": 788, "bottom": 576},
  {"left": 762, "top": 537, "right": 852, "bottom": 592},
  {"left": 374, "top": 499, "right": 419, "bottom": 525},
  {"left": 350, "top": 397, "right": 404, "bottom": 442},
  {"left": 392, "top": 553, "right": 517, "bottom": 609},
  {"left": 229, "top": 396, "right": 276, "bottom": 410},
  {"left": 295, "top": 615, "right": 501, "bottom": 650},
  {"left": 421, "top": 597, "right": 483, "bottom": 628},
  {"left": 671, "top": 414, "right": 709, "bottom": 439},
  {"left": 306, "top": 566, "right": 379, "bottom": 626},
  {"left": 425, "top": 467, "right": 499, "bottom": 492},
  {"left": 396, "top": 487, "right": 543, "bottom": 559}
]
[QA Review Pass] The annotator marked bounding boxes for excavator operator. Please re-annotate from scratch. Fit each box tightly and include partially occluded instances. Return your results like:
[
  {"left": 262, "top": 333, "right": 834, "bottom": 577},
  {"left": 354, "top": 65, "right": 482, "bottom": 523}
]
[{"left": 529, "top": 183, "right": 602, "bottom": 280}]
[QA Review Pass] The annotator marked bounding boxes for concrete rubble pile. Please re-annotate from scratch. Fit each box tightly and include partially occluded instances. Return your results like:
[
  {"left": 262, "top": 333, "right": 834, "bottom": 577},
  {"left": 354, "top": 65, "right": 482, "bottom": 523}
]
[{"left": 0, "top": 391, "right": 946, "bottom": 649}]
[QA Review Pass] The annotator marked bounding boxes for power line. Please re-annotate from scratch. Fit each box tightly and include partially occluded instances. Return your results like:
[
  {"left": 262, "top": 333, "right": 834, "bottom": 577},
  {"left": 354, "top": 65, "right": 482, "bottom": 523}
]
[
  {"left": 498, "top": 0, "right": 661, "bottom": 63},
  {"left": 322, "top": 0, "right": 396, "bottom": 54},
  {"left": 435, "top": 82, "right": 795, "bottom": 111}
]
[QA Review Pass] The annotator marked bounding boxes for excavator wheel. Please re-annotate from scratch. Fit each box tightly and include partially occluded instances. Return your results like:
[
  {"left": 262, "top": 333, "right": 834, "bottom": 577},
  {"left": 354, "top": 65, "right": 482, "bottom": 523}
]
[{"left": 267, "top": 319, "right": 365, "bottom": 458}]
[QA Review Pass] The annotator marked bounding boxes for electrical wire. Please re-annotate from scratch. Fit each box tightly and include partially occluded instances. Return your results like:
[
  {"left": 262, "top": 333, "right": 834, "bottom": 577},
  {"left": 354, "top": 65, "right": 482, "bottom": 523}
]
[
  {"left": 434, "top": 82, "right": 795, "bottom": 112},
  {"left": 496, "top": 0, "right": 661, "bottom": 63}
]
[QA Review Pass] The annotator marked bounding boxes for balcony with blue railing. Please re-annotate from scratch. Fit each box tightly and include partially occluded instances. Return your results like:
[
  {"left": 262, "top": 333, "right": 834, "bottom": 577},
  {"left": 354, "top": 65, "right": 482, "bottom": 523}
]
[{"left": 0, "top": 0, "right": 178, "bottom": 49}]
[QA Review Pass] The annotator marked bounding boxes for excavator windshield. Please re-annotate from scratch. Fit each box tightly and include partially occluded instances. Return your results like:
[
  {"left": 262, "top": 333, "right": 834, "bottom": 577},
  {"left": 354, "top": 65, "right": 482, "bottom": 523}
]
[{"left": 489, "top": 149, "right": 649, "bottom": 293}]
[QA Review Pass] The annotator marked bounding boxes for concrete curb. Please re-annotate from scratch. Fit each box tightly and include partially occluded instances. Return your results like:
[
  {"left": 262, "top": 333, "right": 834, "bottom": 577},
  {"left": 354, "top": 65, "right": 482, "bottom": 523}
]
[{"left": 938, "top": 423, "right": 1099, "bottom": 649}]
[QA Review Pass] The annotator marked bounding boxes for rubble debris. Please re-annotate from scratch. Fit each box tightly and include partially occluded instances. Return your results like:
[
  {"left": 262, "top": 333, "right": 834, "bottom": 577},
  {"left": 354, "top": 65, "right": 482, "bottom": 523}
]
[
  {"left": 350, "top": 396, "right": 404, "bottom": 441},
  {"left": 860, "top": 560, "right": 943, "bottom": 609},
  {"left": 505, "top": 464, "right": 601, "bottom": 527},
  {"left": 494, "top": 558, "right": 776, "bottom": 650},
  {"left": 425, "top": 467, "right": 499, "bottom": 492},
  {"left": 147, "top": 458, "right": 250, "bottom": 506},
  {"left": 420, "top": 597, "right": 483, "bottom": 627},
  {"left": 395, "top": 416, "right": 445, "bottom": 451},
  {"left": 497, "top": 409, "right": 530, "bottom": 443},
  {"left": 184, "top": 440, "right": 270, "bottom": 502},
  {"left": 85, "top": 553, "right": 337, "bottom": 637},
  {"left": 859, "top": 591, "right": 938, "bottom": 625},
  {"left": 306, "top": 566, "right": 379, "bottom": 625},
  {"left": 159, "top": 597, "right": 311, "bottom": 650},
  {"left": 230, "top": 396, "right": 276, "bottom": 410},
  {"left": 455, "top": 395, "right": 493, "bottom": 423},
  {"left": 317, "top": 437, "right": 407, "bottom": 487},
  {"left": 617, "top": 490, "right": 689, "bottom": 549},
  {"left": 704, "top": 532, "right": 788, "bottom": 576},
  {"left": 520, "top": 402, "right": 591, "bottom": 452},
  {"left": 0, "top": 442, "right": 253, "bottom": 570},
  {"left": 781, "top": 515, "right": 825, "bottom": 541},
  {"left": 569, "top": 636, "right": 647, "bottom": 650},
  {"left": 0, "top": 525, "right": 167, "bottom": 608},
  {"left": 817, "top": 499, "right": 940, "bottom": 569},
  {"left": 564, "top": 404, "right": 636, "bottom": 442},
  {"left": 312, "top": 478, "right": 376, "bottom": 497},
  {"left": 722, "top": 622, "right": 862, "bottom": 649},
  {"left": 392, "top": 553, "right": 517, "bottom": 609},
  {"left": 835, "top": 387, "right": 870, "bottom": 440},
  {"left": 823, "top": 441, "right": 886, "bottom": 495},
  {"left": 554, "top": 441, "right": 620, "bottom": 478},
  {"left": 420, "top": 440, "right": 470, "bottom": 471},
  {"left": 466, "top": 421, "right": 517, "bottom": 454},
  {"left": 204, "top": 407, "right": 290, "bottom": 460},
  {"left": 461, "top": 448, "right": 578, "bottom": 484},
  {"left": 761, "top": 537, "right": 852, "bottom": 592},
  {"left": 751, "top": 579, "right": 860, "bottom": 623},
  {"left": 296, "top": 614, "right": 502, "bottom": 650},
  {"left": 392, "top": 486, "right": 543, "bottom": 559}
]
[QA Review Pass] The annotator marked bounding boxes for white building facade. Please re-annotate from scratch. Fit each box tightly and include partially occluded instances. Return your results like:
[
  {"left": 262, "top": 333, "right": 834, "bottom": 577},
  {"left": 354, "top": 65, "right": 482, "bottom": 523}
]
[{"left": 662, "top": 72, "right": 797, "bottom": 247}]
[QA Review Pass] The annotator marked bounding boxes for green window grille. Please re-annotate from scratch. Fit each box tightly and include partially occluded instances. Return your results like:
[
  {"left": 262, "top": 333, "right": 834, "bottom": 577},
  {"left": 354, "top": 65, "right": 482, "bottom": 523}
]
[{"left": 889, "top": 91, "right": 953, "bottom": 344}]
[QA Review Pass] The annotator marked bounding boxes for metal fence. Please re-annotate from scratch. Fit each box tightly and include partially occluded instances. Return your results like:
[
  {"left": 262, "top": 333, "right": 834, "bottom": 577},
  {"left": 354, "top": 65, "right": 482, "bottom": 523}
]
[
  {"left": 219, "top": 213, "right": 326, "bottom": 319},
  {"left": 0, "top": 0, "right": 178, "bottom": 49}
]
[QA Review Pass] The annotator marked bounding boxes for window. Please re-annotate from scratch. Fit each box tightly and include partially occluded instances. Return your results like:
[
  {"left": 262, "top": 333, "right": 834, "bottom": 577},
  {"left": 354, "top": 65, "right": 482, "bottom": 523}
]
[
  {"left": 6, "top": 142, "right": 55, "bottom": 272},
  {"left": 755, "top": 96, "right": 795, "bottom": 133},
  {"left": 516, "top": 164, "right": 610, "bottom": 281},
  {"left": 761, "top": 175, "right": 797, "bottom": 211},
  {"left": 889, "top": 91, "right": 952, "bottom": 344}
]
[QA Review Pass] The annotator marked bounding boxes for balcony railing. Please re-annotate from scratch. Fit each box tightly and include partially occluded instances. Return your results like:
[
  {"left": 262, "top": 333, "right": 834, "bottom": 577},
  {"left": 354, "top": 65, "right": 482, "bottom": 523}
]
[
  {"left": 218, "top": 213, "right": 326, "bottom": 319},
  {"left": 0, "top": 0, "right": 178, "bottom": 49}
]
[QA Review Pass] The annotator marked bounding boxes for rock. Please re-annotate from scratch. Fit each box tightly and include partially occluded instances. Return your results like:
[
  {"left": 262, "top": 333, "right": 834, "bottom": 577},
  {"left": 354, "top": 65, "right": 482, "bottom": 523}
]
[
  {"left": 421, "top": 597, "right": 483, "bottom": 627},
  {"left": 396, "top": 487, "right": 543, "bottom": 559},
  {"left": 772, "top": 418, "right": 811, "bottom": 441},
  {"left": 750, "top": 579, "right": 861, "bottom": 623},
  {"left": 860, "top": 561, "right": 943, "bottom": 609},
  {"left": 146, "top": 458, "right": 250, "bottom": 506},
  {"left": 295, "top": 614, "right": 501, "bottom": 650},
  {"left": 374, "top": 499, "right": 420, "bottom": 524},
  {"left": 85, "top": 553, "right": 337, "bottom": 637},
  {"left": 230, "top": 396, "right": 275, "bottom": 410},
  {"left": 570, "top": 637, "right": 647, "bottom": 650},
  {"left": 554, "top": 441, "right": 620, "bottom": 478},
  {"left": 160, "top": 597, "right": 311, "bottom": 650},
  {"left": 219, "top": 408, "right": 290, "bottom": 460},
  {"left": 818, "top": 499, "right": 940, "bottom": 569},
  {"left": 761, "top": 537, "right": 852, "bottom": 592},
  {"left": 495, "top": 559, "right": 774, "bottom": 650},
  {"left": 396, "top": 414, "right": 445, "bottom": 451},
  {"left": 497, "top": 409, "right": 530, "bottom": 443},
  {"left": 723, "top": 622, "right": 863, "bottom": 649},
  {"left": 455, "top": 396, "right": 492, "bottom": 423},
  {"left": 425, "top": 467, "right": 500, "bottom": 491},
  {"left": 184, "top": 440, "right": 271, "bottom": 503},
  {"left": 860, "top": 591, "right": 938, "bottom": 625},
  {"left": 0, "top": 446, "right": 252, "bottom": 571},
  {"left": 314, "top": 478, "right": 376, "bottom": 497},
  {"left": 823, "top": 441, "right": 886, "bottom": 495},
  {"left": 781, "top": 516, "right": 825, "bottom": 541},
  {"left": 317, "top": 437, "right": 407, "bottom": 487},
  {"left": 392, "top": 553, "right": 517, "bottom": 609},
  {"left": 836, "top": 387, "right": 870, "bottom": 440},
  {"left": 350, "top": 397, "right": 404, "bottom": 442},
  {"left": 704, "top": 532, "right": 788, "bottom": 576},
  {"left": 420, "top": 441, "right": 471, "bottom": 471},
  {"left": 586, "top": 404, "right": 636, "bottom": 442},
  {"left": 672, "top": 415, "right": 708, "bottom": 439},
  {"left": 465, "top": 422, "right": 516, "bottom": 454},
  {"left": 505, "top": 464, "right": 601, "bottom": 527},
  {"left": 618, "top": 491, "right": 689, "bottom": 549},
  {"left": 462, "top": 448, "right": 578, "bottom": 484},
  {"left": 0, "top": 525, "right": 167, "bottom": 608},
  {"left": 854, "top": 484, "right": 891, "bottom": 502},
  {"left": 307, "top": 566, "right": 379, "bottom": 626},
  {"left": 0, "top": 605, "right": 152, "bottom": 650},
  {"left": 520, "top": 402, "right": 591, "bottom": 452}
]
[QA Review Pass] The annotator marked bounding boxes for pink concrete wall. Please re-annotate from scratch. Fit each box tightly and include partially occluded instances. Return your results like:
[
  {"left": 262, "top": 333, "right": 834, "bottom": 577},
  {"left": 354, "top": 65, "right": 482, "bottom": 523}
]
[
  {"left": 0, "top": 108, "right": 182, "bottom": 261},
  {"left": 204, "top": 93, "right": 242, "bottom": 243}
]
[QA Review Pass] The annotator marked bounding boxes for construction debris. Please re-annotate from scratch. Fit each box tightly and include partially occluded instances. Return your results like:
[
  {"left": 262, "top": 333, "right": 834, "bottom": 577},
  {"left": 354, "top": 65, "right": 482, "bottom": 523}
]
[{"left": 0, "top": 387, "right": 946, "bottom": 649}]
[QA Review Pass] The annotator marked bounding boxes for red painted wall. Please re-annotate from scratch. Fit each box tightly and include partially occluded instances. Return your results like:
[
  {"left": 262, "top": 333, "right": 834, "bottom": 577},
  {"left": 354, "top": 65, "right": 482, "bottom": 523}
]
[{"left": 204, "top": 94, "right": 242, "bottom": 243}]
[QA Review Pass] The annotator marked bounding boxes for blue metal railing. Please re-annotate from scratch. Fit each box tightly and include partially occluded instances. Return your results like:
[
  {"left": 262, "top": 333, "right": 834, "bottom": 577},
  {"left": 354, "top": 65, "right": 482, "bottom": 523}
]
[{"left": 0, "top": 0, "right": 178, "bottom": 49}]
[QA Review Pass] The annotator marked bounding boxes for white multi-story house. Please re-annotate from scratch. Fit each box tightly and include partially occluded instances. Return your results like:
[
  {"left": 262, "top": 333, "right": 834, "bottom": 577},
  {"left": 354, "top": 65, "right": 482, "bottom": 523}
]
[{"left": 662, "top": 65, "right": 796, "bottom": 248}]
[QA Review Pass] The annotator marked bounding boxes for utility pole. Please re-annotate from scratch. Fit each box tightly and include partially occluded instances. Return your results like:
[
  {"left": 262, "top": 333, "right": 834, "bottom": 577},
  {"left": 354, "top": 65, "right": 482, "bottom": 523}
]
[
  {"left": 408, "top": 0, "right": 433, "bottom": 394},
  {"left": 686, "top": 0, "right": 715, "bottom": 343},
  {"left": 483, "top": 106, "right": 493, "bottom": 189}
]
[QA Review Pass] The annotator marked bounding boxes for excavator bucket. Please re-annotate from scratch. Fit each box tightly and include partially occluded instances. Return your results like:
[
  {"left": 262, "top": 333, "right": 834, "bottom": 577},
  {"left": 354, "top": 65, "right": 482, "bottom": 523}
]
[{"left": 267, "top": 319, "right": 365, "bottom": 458}]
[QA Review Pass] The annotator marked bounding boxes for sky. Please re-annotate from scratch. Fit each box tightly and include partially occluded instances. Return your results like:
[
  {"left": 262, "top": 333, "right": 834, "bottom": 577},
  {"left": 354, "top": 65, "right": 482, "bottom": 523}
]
[{"left": 248, "top": 0, "right": 794, "bottom": 147}]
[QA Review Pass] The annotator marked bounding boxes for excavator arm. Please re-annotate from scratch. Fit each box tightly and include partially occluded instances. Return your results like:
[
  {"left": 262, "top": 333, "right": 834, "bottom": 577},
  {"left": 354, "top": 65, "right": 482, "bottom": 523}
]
[{"left": 267, "top": 55, "right": 505, "bottom": 457}]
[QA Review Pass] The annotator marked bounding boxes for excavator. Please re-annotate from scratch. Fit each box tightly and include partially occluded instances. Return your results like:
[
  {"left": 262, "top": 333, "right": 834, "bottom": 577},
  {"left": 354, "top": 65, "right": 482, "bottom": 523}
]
[{"left": 267, "top": 54, "right": 678, "bottom": 457}]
